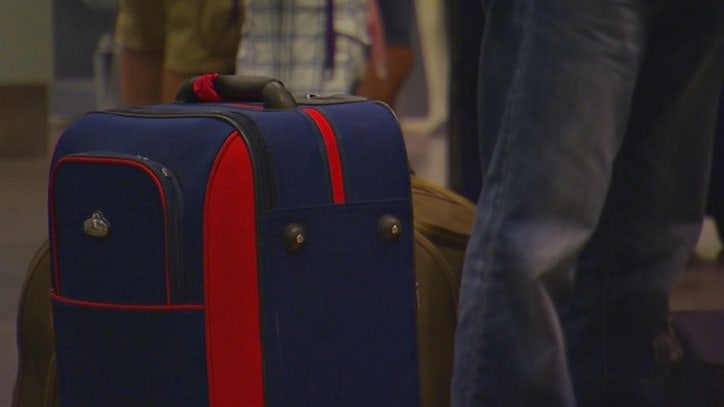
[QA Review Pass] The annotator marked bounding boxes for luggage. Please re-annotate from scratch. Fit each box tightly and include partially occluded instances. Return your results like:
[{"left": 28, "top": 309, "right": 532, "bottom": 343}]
[
  {"left": 12, "top": 241, "right": 58, "bottom": 407},
  {"left": 47, "top": 75, "right": 419, "bottom": 406},
  {"left": 412, "top": 175, "right": 475, "bottom": 279},
  {"left": 14, "top": 175, "right": 473, "bottom": 407},
  {"left": 411, "top": 175, "right": 475, "bottom": 407},
  {"left": 666, "top": 311, "right": 724, "bottom": 406}
]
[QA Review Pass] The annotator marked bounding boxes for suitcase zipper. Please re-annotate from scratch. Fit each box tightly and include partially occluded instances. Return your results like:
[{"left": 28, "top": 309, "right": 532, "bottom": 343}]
[
  {"left": 137, "top": 155, "right": 186, "bottom": 304},
  {"left": 301, "top": 107, "right": 347, "bottom": 204},
  {"left": 59, "top": 153, "right": 186, "bottom": 304},
  {"left": 103, "top": 108, "right": 276, "bottom": 210}
]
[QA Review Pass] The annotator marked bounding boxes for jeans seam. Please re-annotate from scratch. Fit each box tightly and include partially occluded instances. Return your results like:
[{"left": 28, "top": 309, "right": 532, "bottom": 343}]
[
  {"left": 602, "top": 170, "right": 622, "bottom": 406},
  {"left": 463, "top": 0, "right": 536, "bottom": 404},
  {"left": 603, "top": 267, "right": 610, "bottom": 404}
]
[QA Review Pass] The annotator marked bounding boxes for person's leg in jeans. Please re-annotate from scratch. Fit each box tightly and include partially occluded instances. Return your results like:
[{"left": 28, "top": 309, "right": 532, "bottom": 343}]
[
  {"left": 452, "top": 1, "right": 649, "bottom": 404},
  {"left": 706, "top": 86, "right": 724, "bottom": 248},
  {"left": 564, "top": 2, "right": 724, "bottom": 406},
  {"left": 451, "top": 0, "right": 724, "bottom": 405}
]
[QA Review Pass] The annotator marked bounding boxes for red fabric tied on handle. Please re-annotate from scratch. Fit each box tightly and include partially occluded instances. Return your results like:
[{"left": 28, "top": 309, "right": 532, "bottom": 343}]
[{"left": 193, "top": 73, "right": 223, "bottom": 102}]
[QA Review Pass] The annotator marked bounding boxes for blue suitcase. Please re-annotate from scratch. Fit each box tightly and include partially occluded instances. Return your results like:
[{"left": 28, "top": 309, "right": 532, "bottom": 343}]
[{"left": 48, "top": 75, "right": 419, "bottom": 407}]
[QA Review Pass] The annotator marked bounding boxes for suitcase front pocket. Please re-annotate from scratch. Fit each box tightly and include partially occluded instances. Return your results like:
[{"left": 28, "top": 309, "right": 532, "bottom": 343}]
[
  {"left": 50, "top": 154, "right": 185, "bottom": 305},
  {"left": 51, "top": 295, "right": 207, "bottom": 407}
]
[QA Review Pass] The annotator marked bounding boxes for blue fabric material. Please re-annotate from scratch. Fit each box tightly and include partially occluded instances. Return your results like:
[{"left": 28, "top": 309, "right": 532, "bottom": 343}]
[
  {"left": 50, "top": 112, "right": 237, "bottom": 406},
  {"left": 50, "top": 99, "right": 417, "bottom": 405},
  {"left": 312, "top": 102, "right": 411, "bottom": 204},
  {"left": 53, "top": 299, "right": 208, "bottom": 407},
  {"left": 246, "top": 100, "right": 418, "bottom": 405},
  {"left": 243, "top": 108, "right": 335, "bottom": 208},
  {"left": 53, "top": 113, "right": 238, "bottom": 303},
  {"left": 258, "top": 201, "right": 418, "bottom": 406},
  {"left": 452, "top": 0, "right": 724, "bottom": 406},
  {"left": 52, "top": 159, "right": 169, "bottom": 304},
  {"left": 178, "top": 100, "right": 412, "bottom": 207}
]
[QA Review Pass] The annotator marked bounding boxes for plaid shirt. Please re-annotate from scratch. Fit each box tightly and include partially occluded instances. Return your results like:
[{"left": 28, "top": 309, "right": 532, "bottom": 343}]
[{"left": 236, "top": 0, "right": 370, "bottom": 95}]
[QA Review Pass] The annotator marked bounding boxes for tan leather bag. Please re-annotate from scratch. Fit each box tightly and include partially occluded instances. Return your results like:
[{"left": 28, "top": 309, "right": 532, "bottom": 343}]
[
  {"left": 12, "top": 241, "right": 58, "bottom": 407},
  {"left": 412, "top": 175, "right": 475, "bottom": 407}
]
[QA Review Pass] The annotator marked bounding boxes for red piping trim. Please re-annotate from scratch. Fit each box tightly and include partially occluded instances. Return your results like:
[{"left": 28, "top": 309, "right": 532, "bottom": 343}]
[
  {"left": 51, "top": 293, "right": 203, "bottom": 311},
  {"left": 204, "top": 132, "right": 264, "bottom": 406},
  {"left": 49, "top": 156, "right": 172, "bottom": 303},
  {"left": 302, "top": 108, "right": 346, "bottom": 204}
]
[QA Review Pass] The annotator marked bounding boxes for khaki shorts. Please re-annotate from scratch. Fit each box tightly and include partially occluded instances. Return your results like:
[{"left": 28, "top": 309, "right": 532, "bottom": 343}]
[{"left": 115, "top": 0, "right": 243, "bottom": 74}]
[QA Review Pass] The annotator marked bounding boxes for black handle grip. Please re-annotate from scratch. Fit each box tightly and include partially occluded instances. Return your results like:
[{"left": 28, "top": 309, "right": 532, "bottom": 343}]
[{"left": 175, "top": 74, "right": 297, "bottom": 109}]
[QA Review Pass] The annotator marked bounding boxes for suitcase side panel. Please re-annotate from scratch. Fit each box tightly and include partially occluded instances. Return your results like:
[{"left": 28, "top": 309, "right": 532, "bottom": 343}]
[
  {"left": 235, "top": 109, "right": 337, "bottom": 209},
  {"left": 239, "top": 101, "right": 410, "bottom": 209},
  {"left": 248, "top": 103, "right": 419, "bottom": 405},
  {"left": 313, "top": 102, "right": 411, "bottom": 203},
  {"left": 49, "top": 103, "right": 418, "bottom": 406},
  {"left": 203, "top": 133, "right": 264, "bottom": 407},
  {"left": 259, "top": 202, "right": 418, "bottom": 406},
  {"left": 52, "top": 297, "right": 207, "bottom": 407}
]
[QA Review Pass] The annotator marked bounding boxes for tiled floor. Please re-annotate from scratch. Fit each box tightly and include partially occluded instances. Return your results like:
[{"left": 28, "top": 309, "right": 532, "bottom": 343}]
[{"left": 1, "top": 124, "right": 723, "bottom": 405}]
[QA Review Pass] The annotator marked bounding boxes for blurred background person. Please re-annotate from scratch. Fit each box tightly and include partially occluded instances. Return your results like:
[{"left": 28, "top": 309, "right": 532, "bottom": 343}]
[
  {"left": 115, "top": 0, "right": 243, "bottom": 105},
  {"left": 236, "top": 0, "right": 412, "bottom": 109}
]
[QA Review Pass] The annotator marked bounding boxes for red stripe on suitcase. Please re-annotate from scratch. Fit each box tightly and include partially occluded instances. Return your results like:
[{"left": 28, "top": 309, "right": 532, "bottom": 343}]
[
  {"left": 302, "top": 108, "right": 346, "bottom": 204},
  {"left": 51, "top": 293, "right": 203, "bottom": 311},
  {"left": 204, "top": 132, "right": 264, "bottom": 406}
]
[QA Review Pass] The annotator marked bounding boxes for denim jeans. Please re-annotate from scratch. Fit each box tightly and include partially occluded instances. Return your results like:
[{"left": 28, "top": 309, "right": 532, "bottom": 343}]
[{"left": 452, "top": 0, "right": 724, "bottom": 406}]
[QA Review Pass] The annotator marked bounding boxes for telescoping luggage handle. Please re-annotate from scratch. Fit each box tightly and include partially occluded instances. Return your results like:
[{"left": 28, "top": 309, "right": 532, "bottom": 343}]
[{"left": 175, "top": 73, "right": 297, "bottom": 109}]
